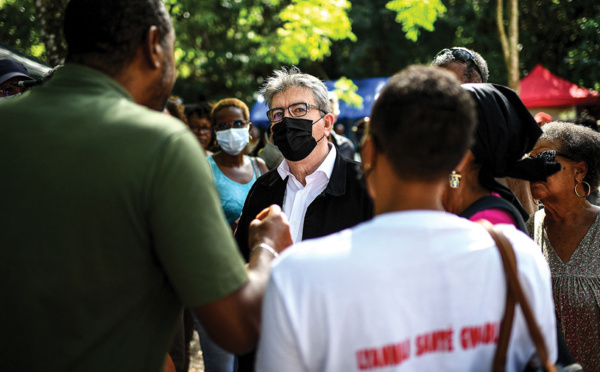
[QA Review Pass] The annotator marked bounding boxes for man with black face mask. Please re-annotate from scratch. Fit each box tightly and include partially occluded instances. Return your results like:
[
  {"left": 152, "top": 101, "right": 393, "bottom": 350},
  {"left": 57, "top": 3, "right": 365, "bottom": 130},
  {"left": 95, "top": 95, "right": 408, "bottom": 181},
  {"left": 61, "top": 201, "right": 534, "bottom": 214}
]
[{"left": 233, "top": 65, "right": 373, "bottom": 371}]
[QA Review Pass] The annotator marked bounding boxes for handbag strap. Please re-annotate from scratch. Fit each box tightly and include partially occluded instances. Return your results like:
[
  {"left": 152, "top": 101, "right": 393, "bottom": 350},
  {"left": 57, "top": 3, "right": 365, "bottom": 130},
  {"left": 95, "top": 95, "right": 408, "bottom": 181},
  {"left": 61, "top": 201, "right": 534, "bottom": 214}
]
[{"left": 477, "top": 220, "right": 557, "bottom": 372}]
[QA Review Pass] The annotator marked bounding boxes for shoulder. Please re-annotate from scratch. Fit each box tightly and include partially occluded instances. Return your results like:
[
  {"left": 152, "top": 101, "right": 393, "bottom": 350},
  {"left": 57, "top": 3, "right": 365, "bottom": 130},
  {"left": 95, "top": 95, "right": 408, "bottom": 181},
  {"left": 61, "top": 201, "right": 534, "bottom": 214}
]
[
  {"left": 252, "top": 156, "right": 269, "bottom": 174},
  {"left": 255, "top": 167, "right": 282, "bottom": 186},
  {"left": 494, "top": 224, "right": 548, "bottom": 273},
  {"left": 272, "top": 229, "right": 353, "bottom": 274},
  {"left": 470, "top": 208, "right": 517, "bottom": 226},
  {"left": 333, "top": 150, "right": 362, "bottom": 175}
]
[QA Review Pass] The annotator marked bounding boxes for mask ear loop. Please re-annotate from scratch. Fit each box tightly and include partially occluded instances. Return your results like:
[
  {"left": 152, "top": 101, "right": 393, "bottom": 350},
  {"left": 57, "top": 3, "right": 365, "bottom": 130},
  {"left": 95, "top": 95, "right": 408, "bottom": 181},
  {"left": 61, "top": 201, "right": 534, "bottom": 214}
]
[{"left": 313, "top": 112, "right": 328, "bottom": 143}]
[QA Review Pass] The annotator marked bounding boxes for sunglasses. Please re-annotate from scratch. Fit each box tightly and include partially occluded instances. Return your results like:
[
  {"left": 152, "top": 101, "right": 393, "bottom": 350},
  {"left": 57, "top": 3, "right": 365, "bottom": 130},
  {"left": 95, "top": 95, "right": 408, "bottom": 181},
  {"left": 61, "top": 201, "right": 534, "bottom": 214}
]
[
  {"left": 434, "top": 48, "right": 483, "bottom": 80},
  {"left": 529, "top": 150, "right": 574, "bottom": 162}
]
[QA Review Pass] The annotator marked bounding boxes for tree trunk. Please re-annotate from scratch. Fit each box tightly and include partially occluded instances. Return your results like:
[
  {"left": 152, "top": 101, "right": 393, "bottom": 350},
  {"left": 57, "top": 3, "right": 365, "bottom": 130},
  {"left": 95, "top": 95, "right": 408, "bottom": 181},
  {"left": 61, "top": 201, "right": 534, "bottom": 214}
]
[
  {"left": 34, "top": 0, "right": 68, "bottom": 67},
  {"left": 496, "top": 0, "right": 520, "bottom": 93}
]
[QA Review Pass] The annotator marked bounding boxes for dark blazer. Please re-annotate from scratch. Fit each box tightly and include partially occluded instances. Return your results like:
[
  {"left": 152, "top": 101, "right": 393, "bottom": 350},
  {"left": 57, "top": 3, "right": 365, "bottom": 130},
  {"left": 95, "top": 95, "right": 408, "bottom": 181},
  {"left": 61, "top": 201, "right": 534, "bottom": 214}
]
[{"left": 235, "top": 150, "right": 373, "bottom": 261}]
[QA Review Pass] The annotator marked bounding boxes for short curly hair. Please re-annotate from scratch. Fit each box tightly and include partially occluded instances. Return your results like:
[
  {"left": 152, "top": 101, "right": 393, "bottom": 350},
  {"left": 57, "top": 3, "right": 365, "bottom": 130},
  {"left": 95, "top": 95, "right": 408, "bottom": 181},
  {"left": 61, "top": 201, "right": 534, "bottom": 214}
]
[
  {"left": 64, "top": 0, "right": 172, "bottom": 76},
  {"left": 369, "top": 65, "right": 477, "bottom": 181},
  {"left": 431, "top": 47, "right": 489, "bottom": 83},
  {"left": 210, "top": 98, "right": 250, "bottom": 124},
  {"left": 540, "top": 121, "right": 600, "bottom": 189}
]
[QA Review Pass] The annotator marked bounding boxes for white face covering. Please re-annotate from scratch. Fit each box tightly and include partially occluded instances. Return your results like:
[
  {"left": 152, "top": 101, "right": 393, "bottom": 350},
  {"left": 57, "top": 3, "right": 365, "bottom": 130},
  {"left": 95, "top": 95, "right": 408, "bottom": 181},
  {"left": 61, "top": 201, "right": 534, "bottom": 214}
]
[{"left": 216, "top": 127, "right": 250, "bottom": 155}]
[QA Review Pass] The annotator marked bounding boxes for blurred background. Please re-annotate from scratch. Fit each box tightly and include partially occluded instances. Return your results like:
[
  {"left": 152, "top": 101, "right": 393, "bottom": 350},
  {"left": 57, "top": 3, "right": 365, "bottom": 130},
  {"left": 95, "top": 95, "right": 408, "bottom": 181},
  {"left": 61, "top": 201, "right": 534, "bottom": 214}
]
[{"left": 2, "top": 0, "right": 599, "bottom": 133}]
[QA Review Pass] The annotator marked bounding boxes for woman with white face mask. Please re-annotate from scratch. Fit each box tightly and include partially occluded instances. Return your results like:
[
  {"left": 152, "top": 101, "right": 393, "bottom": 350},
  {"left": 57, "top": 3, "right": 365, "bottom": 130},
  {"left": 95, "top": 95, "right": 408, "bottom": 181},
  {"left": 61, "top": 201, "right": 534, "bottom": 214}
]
[
  {"left": 194, "top": 98, "right": 269, "bottom": 372},
  {"left": 208, "top": 98, "right": 269, "bottom": 232}
]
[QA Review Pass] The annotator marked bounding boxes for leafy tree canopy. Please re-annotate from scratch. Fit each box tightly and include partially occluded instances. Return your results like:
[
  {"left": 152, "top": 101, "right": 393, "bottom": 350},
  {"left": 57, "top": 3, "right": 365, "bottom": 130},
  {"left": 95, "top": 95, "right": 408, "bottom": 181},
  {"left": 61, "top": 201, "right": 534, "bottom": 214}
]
[{"left": 1, "top": 0, "right": 599, "bottom": 107}]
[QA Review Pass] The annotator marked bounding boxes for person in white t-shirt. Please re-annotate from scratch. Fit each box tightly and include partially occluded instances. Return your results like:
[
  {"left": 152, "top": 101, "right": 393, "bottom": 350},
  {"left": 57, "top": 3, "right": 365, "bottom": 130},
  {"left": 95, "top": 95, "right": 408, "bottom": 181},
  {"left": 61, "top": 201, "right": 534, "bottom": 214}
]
[{"left": 256, "top": 65, "right": 557, "bottom": 372}]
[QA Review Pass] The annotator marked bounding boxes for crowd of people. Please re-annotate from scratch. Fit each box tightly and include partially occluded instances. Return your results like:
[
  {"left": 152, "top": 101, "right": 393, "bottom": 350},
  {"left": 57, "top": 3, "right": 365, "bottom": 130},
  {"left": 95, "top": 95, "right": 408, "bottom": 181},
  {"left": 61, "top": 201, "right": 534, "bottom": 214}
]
[{"left": 1, "top": 1, "right": 599, "bottom": 372}]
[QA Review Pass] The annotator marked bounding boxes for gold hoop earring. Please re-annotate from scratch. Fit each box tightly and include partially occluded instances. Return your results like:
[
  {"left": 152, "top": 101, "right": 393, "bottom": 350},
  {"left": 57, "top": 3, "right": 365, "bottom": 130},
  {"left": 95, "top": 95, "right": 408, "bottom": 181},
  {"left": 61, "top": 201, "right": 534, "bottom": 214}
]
[
  {"left": 449, "top": 171, "right": 461, "bottom": 188},
  {"left": 574, "top": 181, "right": 591, "bottom": 198}
]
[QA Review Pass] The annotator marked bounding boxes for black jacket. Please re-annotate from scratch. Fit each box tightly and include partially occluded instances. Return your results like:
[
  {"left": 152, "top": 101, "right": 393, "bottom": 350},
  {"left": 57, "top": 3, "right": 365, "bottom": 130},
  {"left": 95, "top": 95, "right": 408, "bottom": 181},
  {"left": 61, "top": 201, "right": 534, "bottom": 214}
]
[
  {"left": 459, "top": 195, "right": 528, "bottom": 233},
  {"left": 235, "top": 150, "right": 373, "bottom": 261}
]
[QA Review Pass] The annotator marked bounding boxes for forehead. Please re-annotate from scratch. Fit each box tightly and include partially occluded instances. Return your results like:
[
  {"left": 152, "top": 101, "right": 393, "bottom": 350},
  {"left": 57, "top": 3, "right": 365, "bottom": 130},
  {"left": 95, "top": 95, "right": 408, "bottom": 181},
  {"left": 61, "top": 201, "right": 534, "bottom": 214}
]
[
  {"left": 0, "top": 77, "right": 23, "bottom": 88},
  {"left": 271, "top": 86, "right": 316, "bottom": 108},
  {"left": 188, "top": 114, "right": 211, "bottom": 126},
  {"left": 214, "top": 106, "right": 245, "bottom": 120},
  {"left": 439, "top": 62, "right": 468, "bottom": 83},
  {"left": 531, "top": 138, "right": 562, "bottom": 153}
]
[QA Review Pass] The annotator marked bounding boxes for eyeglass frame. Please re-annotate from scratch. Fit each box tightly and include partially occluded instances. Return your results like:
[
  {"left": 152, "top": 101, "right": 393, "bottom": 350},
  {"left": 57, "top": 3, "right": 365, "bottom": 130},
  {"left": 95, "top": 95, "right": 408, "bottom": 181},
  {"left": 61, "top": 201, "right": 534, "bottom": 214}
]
[
  {"left": 266, "top": 102, "right": 327, "bottom": 123},
  {"left": 189, "top": 126, "right": 213, "bottom": 135},
  {"left": 214, "top": 120, "right": 250, "bottom": 132},
  {"left": 435, "top": 48, "right": 483, "bottom": 81},
  {"left": 529, "top": 149, "right": 574, "bottom": 163}
]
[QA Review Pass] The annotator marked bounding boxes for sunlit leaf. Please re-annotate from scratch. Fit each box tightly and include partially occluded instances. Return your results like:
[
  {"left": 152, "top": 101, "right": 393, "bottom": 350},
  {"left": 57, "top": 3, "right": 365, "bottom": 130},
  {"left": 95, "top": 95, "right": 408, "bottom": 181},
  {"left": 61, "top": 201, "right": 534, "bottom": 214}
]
[{"left": 385, "top": 0, "right": 446, "bottom": 42}]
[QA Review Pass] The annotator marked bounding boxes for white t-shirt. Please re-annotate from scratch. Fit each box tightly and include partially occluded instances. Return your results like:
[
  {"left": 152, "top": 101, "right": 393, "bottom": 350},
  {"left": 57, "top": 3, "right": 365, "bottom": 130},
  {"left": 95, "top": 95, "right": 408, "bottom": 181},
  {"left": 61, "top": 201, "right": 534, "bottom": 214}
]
[
  {"left": 277, "top": 143, "right": 337, "bottom": 243},
  {"left": 256, "top": 211, "right": 557, "bottom": 372}
]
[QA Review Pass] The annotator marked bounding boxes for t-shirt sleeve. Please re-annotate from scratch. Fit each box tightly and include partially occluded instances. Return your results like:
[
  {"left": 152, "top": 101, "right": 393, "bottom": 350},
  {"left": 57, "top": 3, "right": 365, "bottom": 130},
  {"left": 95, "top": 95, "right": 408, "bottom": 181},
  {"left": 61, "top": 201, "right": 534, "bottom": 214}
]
[
  {"left": 256, "top": 273, "right": 306, "bottom": 372},
  {"left": 147, "top": 130, "right": 247, "bottom": 307}
]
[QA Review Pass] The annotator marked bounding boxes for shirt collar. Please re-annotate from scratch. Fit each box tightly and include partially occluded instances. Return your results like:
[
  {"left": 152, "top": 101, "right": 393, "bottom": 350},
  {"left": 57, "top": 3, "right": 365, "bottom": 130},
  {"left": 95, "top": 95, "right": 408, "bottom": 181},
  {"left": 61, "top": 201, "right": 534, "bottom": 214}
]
[
  {"left": 47, "top": 63, "right": 134, "bottom": 102},
  {"left": 277, "top": 142, "right": 336, "bottom": 182}
]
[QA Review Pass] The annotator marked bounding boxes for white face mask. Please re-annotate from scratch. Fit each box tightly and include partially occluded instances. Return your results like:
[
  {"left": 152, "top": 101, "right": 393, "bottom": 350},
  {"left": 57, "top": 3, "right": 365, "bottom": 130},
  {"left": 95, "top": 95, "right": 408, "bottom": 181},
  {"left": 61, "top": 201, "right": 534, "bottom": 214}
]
[{"left": 216, "top": 127, "right": 250, "bottom": 155}]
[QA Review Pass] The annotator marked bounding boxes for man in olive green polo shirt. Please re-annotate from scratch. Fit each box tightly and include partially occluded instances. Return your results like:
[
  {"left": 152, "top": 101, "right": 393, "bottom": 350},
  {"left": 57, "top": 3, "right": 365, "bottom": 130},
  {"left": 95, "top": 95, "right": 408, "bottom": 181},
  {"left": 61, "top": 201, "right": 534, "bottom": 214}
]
[{"left": 0, "top": 1, "right": 291, "bottom": 371}]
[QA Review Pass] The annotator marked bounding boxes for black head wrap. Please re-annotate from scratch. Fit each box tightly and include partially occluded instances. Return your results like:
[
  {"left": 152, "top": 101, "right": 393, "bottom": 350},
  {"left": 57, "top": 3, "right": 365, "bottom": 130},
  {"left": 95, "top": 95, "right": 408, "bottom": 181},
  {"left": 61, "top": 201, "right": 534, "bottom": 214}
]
[{"left": 462, "top": 84, "right": 560, "bottom": 220}]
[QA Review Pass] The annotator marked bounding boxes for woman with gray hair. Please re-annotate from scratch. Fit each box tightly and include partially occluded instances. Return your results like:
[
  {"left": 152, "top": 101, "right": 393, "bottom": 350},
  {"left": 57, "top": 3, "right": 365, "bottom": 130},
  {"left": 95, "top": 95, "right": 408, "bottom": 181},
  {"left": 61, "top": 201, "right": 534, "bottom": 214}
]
[{"left": 527, "top": 121, "right": 600, "bottom": 372}]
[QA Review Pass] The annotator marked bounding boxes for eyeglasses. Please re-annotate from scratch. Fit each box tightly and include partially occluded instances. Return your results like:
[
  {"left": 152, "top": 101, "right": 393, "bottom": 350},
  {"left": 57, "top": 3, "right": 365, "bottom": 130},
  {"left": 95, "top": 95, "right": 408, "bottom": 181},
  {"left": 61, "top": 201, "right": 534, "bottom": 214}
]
[
  {"left": 189, "top": 126, "right": 212, "bottom": 135},
  {"left": 266, "top": 102, "right": 326, "bottom": 123},
  {"left": 529, "top": 150, "right": 574, "bottom": 162},
  {"left": 214, "top": 120, "right": 249, "bottom": 131},
  {"left": 1, "top": 83, "right": 23, "bottom": 97},
  {"left": 434, "top": 48, "right": 483, "bottom": 80}
]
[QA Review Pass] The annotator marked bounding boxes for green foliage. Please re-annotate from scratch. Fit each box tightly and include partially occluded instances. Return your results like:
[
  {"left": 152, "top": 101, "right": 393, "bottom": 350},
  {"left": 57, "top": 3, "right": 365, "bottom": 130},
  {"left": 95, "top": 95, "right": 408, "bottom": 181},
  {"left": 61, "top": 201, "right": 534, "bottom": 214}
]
[
  {"left": 0, "top": 0, "right": 45, "bottom": 60},
  {"left": 333, "top": 77, "right": 363, "bottom": 108},
  {"left": 520, "top": 1, "right": 600, "bottom": 91},
  {"left": 2, "top": 0, "right": 599, "bottom": 112},
  {"left": 385, "top": 0, "right": 447, "bottom": 41},
  {"left": 164, "top": 0, "right": 356, "bottom": 103},
  {"left": 275, "top": 0, "right": 356, "bottom": 64}
]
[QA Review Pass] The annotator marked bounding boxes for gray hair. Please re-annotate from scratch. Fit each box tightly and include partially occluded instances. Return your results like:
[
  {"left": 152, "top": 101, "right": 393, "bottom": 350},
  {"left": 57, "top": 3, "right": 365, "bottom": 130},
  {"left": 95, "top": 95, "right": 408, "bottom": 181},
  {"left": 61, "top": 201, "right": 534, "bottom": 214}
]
[
  {"left": 431, "top": 47, "right": 489, "bottom": 83},
  {"left": 260, "top": 66, "right": 331, "bottom": 113},
  {"left": 540, "top": 121, "right": 600, "bottom": 189}
]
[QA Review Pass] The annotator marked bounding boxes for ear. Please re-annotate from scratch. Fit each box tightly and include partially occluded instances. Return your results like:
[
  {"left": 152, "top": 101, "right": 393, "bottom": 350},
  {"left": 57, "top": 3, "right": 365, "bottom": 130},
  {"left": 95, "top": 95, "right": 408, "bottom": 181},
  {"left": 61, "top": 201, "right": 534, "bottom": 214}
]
[
  {"left": 144, "top": 26, "right": 164, "bottom": 70},
  {"left": 360, "top": 135, "right": 377, "bottom": 168},
  {"left": 574, "top": 160, "right": 588, "bottom": 183},
  {"left": 322, "top": 113, "right": 335, "bottom": 137},
  {"left": 454, "top": 149, "right": 474, "bottom": 173}
]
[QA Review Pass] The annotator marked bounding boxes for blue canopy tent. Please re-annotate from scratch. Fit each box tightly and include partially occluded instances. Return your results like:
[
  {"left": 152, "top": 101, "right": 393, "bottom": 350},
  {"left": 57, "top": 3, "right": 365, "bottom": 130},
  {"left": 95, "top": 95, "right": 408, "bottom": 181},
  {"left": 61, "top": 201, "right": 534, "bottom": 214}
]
[{"left": 249, "top": 77, "right": 390, "bottom": 130}]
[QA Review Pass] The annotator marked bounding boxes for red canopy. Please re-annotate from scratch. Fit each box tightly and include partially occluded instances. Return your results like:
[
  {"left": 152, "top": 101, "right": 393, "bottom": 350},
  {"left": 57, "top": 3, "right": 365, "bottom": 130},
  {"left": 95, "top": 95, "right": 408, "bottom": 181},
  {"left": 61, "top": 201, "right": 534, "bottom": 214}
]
[{"left": 519, "top": 64, "right": 598, "bottom": 108}]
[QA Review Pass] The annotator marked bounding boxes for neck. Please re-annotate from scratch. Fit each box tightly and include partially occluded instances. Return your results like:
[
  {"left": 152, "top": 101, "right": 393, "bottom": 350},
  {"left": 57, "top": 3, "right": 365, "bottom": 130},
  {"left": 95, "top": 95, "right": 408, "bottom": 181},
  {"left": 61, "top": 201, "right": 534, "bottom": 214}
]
[
  {"left": 371, "top": 157, "right": 446, "bottom": 215},
  {"left": 287, "top": 141, "right": 330, "bottom": 185},
  {"left": 543, "top": 196, "right": 598, "bottom": 223},
  {"left": 214, "top": 151, "right": 245, "bottom": 166},
  {"left": 375, "top": 181, "right": 446, "bottom": 215},
  {"left": 444, "top": 168, "right": 491, "bottom": 215}
]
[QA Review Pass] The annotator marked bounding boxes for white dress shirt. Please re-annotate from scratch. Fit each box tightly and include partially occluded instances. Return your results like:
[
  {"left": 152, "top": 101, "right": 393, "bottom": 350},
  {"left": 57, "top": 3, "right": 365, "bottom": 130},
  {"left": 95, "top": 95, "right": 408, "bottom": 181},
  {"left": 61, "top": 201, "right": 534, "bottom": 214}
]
[{"left": 276, "top": 143, "right": 337, "bottom": 243}]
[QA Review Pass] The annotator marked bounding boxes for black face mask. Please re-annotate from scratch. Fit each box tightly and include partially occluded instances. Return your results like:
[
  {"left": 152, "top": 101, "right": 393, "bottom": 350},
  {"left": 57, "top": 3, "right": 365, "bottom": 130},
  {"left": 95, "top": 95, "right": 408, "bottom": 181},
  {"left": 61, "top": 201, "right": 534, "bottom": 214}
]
[{"left": 272, "top": 117, "right": 324, "bottom": 162}]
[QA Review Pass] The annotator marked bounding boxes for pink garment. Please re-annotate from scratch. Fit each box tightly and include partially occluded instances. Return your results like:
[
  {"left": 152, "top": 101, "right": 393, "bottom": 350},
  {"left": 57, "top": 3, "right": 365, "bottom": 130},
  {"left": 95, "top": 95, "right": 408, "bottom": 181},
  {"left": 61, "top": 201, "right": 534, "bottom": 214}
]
[
  {"left": 468, "top": 193, "right": 518, "bottom": 227},
  {"left": 469, "top": 208, "right": 517, "bottom": 226}
]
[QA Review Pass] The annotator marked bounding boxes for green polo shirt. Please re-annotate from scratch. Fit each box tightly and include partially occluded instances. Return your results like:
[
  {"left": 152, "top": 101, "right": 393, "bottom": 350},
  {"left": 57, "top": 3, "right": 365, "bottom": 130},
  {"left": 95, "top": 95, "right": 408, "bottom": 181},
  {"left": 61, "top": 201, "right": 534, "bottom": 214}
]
[{"left": 0, "top": 64, "right": 247, "bottom": 371}]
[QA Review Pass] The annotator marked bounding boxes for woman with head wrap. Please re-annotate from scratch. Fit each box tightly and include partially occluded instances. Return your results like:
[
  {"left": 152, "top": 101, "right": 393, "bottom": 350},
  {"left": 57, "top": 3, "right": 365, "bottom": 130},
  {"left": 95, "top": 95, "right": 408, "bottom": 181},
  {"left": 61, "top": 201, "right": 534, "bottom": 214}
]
[
  {"left": 527, "top": 122, "right": 600, "bottom": 372},
  {"left": 442, "top": 84, "right": 560, "bottom": 231},
  {"left": 442, "top": 84, "right": 580, "bottom": 369}
]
